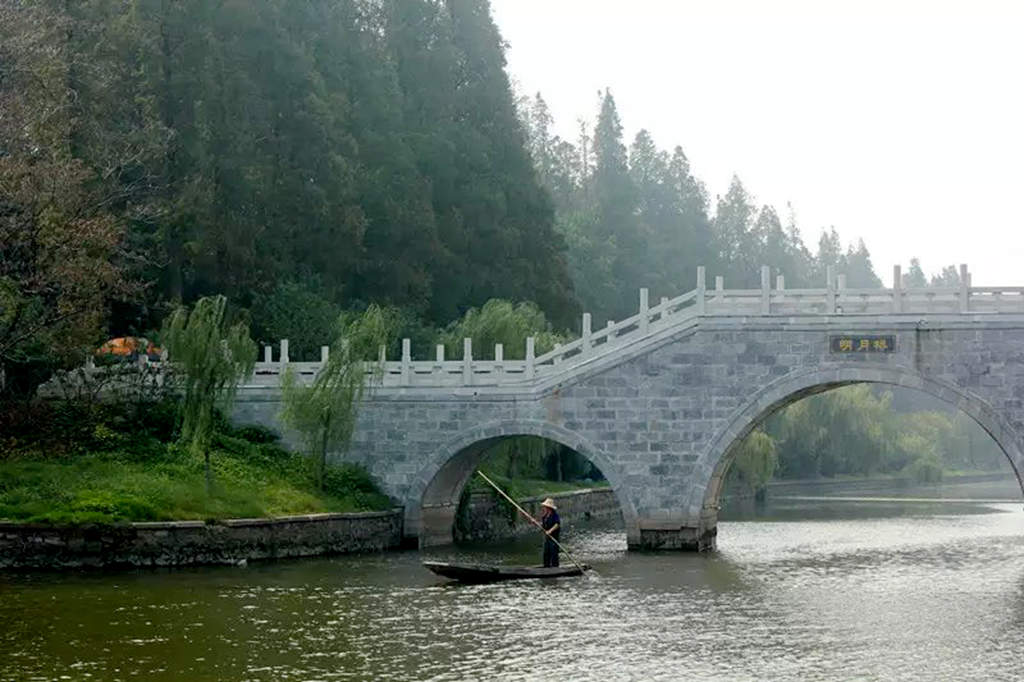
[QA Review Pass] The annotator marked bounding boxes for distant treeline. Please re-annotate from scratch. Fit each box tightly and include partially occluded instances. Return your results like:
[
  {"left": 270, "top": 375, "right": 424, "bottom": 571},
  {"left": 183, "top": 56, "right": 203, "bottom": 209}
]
[
  {"left": 0, "top": 0, "right": 965, "bottom": 402},
  {"left": 728, "top": 384, "right": 1009, "bottom": 494}
]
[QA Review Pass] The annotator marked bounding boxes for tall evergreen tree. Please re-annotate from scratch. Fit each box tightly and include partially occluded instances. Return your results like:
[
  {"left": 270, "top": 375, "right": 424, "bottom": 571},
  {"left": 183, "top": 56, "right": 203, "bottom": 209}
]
[{"left": 712, "top": 176, "right": 759, "bottom": 286}]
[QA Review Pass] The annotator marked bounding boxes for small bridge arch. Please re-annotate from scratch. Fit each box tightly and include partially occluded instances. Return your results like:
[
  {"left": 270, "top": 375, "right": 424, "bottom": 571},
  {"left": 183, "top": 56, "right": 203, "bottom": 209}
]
[
  {"left": 410, "top": 419, "right": 640, "bottom": 547},
  {"left": 695, "top": 363, "right": 1024, "bottom": 534}
]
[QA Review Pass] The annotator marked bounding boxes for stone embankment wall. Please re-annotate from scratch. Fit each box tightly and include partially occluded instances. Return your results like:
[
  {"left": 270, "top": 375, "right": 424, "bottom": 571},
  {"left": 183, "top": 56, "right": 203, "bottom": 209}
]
[
  {"left": 0, "top": 510, "right": 403, "bottom": 570},
  {"left": 455, "top": 487, "right": 621, "bottom": 544}
]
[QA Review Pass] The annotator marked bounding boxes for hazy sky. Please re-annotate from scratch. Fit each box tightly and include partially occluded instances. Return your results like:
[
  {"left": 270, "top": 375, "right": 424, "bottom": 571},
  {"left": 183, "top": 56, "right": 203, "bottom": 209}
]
[{"left": 490, "top": 0, "right": 1023, "bottom": 286}]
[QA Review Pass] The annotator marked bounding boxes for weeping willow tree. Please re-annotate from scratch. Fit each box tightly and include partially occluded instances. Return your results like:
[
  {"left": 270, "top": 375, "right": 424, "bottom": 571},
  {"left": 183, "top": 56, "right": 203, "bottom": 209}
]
[
  {"left": 439, "top": 299, "right": 566, "bottom": 360},
  {"left": 164, "top": 296, "right": 257, "bottom": 493},
  {"left": 727, "top": 428, "right": 779, "bottom": 500},
  {"left": 280, "top": 305, "right": 392, "bottom": 489}
]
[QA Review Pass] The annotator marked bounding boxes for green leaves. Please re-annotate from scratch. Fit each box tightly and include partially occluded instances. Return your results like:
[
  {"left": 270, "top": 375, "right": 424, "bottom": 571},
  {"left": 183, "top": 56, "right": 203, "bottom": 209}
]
[
  {"left": 280, "top": 304, "right": 393, "bottom": 489},
  {"left": 163, "top": 296, "right": 257, "bottom": 486},
  {"left": 438, "top": 299, "right": 564, "bottom": 359}
]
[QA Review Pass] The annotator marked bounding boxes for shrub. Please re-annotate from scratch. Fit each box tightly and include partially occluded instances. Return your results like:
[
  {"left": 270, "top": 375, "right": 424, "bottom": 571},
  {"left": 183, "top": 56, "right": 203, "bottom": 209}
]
[
  {"left": 231, "top": 424, "right": 280, "bottom": 444},
  {"left": 904, "top": 454, "right": 944, "bottom": 484},
  {"left": 321, "top": 463, "right": 390, "bottom": 510}
]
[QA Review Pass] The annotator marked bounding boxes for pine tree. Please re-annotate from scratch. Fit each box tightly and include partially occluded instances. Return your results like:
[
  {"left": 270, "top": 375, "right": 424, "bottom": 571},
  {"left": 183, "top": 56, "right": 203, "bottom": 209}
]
[
  {"left": 903, "top": 258, "right": 928, "bottom": 288},
  {"left": 713, "top": 176, "right": 759, "bottom": 286}
]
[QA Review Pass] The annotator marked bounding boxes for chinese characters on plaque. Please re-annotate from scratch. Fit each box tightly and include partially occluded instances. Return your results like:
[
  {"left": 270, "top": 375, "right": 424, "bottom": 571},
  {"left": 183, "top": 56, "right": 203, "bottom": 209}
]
[{"left": 829, "top": 335, "right": 896, "bottom": 353}]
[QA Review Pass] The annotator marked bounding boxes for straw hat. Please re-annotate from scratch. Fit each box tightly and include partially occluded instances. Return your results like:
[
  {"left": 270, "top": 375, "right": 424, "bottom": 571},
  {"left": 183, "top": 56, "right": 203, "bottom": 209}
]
[{"left": 540, "top": 498, "right": 557, "bottom": 510}]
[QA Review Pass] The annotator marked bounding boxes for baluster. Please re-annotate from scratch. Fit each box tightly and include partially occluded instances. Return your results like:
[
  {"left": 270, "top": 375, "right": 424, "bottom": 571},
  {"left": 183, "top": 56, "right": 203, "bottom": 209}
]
[
  {"left": 639, "top": 288, "right": 649, "bottom": 334},
  {"left": 463, "top": 338, "right": 473, "bottom": 386},
  {"left": 525, "top": 337, "right": 535, "bottom": 379},
  {"left": 761, "top": 265, "right": 771, "bottom": 314},
  {"left": 826, "top": 266, "right": 836, "bottom": 314},
  {"left": 893, "top": 264, "right": 903, "bottom": 313},
  {"left": 959, "top": 264, "right": 969, "bottom": 312},
  {"left": 581, "top": 313, "right": 592, "bottom": 356},
  {"left": 696, "top": 266, "right": 707, "bottom": 315},
  {"left": 401, "top": 338, "right": 411, "bottom": 386}
]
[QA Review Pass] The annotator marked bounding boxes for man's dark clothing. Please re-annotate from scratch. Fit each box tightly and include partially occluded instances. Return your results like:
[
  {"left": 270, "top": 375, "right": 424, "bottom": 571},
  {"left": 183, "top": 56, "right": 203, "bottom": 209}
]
[{"left": 542, "top": 510, "right": 560, "bottom": 567}]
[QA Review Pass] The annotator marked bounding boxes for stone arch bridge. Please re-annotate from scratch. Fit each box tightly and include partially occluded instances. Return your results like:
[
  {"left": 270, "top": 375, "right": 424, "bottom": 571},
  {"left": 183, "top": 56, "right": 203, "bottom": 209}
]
[{"left": 233, "top": 266, "right": 1024, "bottom": 550}]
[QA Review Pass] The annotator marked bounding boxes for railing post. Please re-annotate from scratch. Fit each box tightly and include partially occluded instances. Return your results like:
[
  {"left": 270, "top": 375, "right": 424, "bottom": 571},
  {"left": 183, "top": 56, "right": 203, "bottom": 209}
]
[
  {"left": 959, "top": 264, "right": 969, "bottom": 312},
  {"left": 401, "top": 338, "right": 411, "bottom": 385},
  {"left": 552, "top": 342, "right": 561, "bottom": 365},
  {"left": 893, "top": 264, "right": 903, "bottom": 313},
  {"left": 581, "top": 312, "right": 592, "bottom": 356},
  {"left": 776, "top": 275, "right": 785, "bottom": 306},
  {"left": 696, "top": 266, "right": 706, "bottom": 314},
  {"left": 263, "top": 345, "right": 273, "bottom": 363},
  {"left": 494, "top": 343, "right": 504, "bottom": 377},
  {"left": 320, "top": 345, "right": 329, "bottom": 364},
  {"left": 435, "top": 344, "right": 445, "bottom": 376},
  {"left": 761, "top": 265, "right": 771, "bottom": 314},
  {"left": 463, "top": 338, "right": 473, "bottom": 386},
  {"left": 525, "top": 337, "right": 535, "bottom": 379},
  {"left": 280, "top": 339, "right": 289, "bottom": 366},
  {"left": 639, "top": 288, "right": 649, "bottom": 334},
  {"left": 606, "top": 320, "right": 616, "bottom": 342},
  {"left": 826, "top": 266, "right": 836, "bottom": 314},
  {"left": 378, "top": 344, "right": 387, "bottom": 366}
]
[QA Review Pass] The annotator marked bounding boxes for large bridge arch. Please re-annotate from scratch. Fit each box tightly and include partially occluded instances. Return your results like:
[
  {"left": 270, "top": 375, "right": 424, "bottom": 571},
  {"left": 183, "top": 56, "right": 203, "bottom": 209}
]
[
  {"left": 692, "top": 363, "right": 1024, "bottom": 541},
  {"left": 409, "top": 419, "right": 640, "bottom": 548}
]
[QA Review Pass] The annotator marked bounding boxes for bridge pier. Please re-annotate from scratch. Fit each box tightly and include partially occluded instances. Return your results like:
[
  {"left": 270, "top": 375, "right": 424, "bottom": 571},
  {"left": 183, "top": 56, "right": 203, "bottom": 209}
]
[{"left": 635, "top": 524, "right": 716, "bottom": 551}]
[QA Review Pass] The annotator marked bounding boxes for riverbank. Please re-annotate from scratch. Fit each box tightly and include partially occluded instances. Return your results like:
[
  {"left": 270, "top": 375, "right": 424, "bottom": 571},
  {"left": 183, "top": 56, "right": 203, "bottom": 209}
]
[
  {"left": 0, "top": 484, "right": 619, "bottom": 569},
  {"left": 0, "top": 439, "right": 391, "bottom": 525},
  {"left": 0, "top": 509, "right": 404, "bottom": 569},
  {"left": 723, "top": 471, "right": 1017, "bottom": 503},
  {"left": 456, "top": 487, "right": 621, "bottom": 543}
]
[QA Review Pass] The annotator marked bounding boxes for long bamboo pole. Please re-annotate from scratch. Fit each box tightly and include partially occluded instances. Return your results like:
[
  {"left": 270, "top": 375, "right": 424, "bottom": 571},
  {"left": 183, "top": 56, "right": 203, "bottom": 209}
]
[{"left": 476, "top": 471, "right": 589, "bottom": 574}]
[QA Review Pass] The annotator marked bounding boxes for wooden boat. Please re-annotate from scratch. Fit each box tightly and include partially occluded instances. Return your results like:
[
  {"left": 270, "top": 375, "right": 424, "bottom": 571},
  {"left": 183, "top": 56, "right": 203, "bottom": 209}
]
[{"left": 423, "top": 560, "right": 589, "bottom": 583}]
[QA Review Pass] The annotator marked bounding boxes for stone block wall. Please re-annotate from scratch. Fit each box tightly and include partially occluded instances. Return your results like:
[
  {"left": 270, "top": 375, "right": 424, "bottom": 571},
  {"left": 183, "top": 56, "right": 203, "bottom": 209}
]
[
  {"left": 0, "top": 510, "right": 403, "bottom": 570},
  {"left": 455, "top": 487, "right": 622, "bottom": 544}
]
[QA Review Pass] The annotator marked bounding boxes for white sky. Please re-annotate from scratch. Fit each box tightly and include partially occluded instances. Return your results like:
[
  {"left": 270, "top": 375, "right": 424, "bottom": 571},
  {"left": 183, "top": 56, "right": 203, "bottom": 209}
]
[{"left": 490, "top": 0, "right": 1024, "bottom": 286}]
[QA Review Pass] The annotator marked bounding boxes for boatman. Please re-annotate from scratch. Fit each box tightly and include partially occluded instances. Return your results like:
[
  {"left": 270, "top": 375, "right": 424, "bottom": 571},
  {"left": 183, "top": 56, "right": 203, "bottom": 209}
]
[{"left": 540, "top": 498, "right": 561, "bottom": 567}]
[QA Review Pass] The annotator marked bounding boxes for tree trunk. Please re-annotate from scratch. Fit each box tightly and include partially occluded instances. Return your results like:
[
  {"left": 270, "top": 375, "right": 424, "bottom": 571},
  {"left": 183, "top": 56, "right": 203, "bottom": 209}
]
[
  {"left": 205, "top": 449, "right": 212, "bottom": 495},
  {"left": 318, "top": 421, "right": 330, "bottom": 490}
]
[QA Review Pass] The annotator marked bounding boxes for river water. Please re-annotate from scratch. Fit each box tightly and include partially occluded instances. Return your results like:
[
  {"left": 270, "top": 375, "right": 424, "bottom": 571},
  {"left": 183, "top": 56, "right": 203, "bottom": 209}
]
[{"left": 2, "top": 479, "right": 1023, "bottom": 682}]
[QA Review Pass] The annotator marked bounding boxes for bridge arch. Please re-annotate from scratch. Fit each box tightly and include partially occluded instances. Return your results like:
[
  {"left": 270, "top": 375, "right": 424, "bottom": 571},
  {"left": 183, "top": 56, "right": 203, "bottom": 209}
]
[
  {"left": 408, "top": 419, "right": 640, "bottom": 548},
  {"left": 693, "top": 363, "right": 1024, "bottom": 534}
]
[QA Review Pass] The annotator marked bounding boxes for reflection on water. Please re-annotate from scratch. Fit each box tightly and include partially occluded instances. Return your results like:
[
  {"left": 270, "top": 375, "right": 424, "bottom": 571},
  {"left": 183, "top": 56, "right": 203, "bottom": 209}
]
[{"left": 1, "top": 481, "right": 1022, "bottom": 681}]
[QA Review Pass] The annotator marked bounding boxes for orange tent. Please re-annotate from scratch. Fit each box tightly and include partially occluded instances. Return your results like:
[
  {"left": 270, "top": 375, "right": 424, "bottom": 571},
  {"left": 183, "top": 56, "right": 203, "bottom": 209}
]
[{"left": 96, "top": 337, "right": 162, "bottom": 360}]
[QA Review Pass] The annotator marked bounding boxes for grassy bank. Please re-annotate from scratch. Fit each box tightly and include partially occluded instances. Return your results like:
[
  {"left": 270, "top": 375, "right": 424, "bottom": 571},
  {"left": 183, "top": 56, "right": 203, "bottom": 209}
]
[
  {"left": 467, "top": 471, "right": 611, "bottom": 500},
  {"left": 0, "top": 420, "right": 391, "bottom": 525}
]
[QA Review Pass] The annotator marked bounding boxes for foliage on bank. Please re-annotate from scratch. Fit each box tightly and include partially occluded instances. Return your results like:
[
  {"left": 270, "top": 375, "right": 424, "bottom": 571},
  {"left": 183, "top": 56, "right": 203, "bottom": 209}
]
[
  {"left": 726, "top": 384, "right": 1010, "bottom": 494},
  {"left": 0, "top": 399, "right": 389, "bottom": 525}
]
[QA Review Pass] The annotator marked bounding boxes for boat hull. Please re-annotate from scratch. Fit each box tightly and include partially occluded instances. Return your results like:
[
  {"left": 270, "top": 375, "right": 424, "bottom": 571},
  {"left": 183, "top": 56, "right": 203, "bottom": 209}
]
[{"left": 423, "top": 560, "right": 588, "bottom": 583}]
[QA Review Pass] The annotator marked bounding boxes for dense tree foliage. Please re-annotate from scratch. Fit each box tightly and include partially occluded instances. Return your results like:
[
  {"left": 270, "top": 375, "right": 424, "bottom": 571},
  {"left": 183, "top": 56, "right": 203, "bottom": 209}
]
[
  {"left": 0, "top": 0, "right": 578, "bottom": 389},
  {"left": 726, "top": 384, "right": 1010, "bottom": 494},
  {"left": 2, "top": 0, "right": 994, "bottom": 493},
  {"left": 516, "top": 90, "right": 965, "bottom": 324}
]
